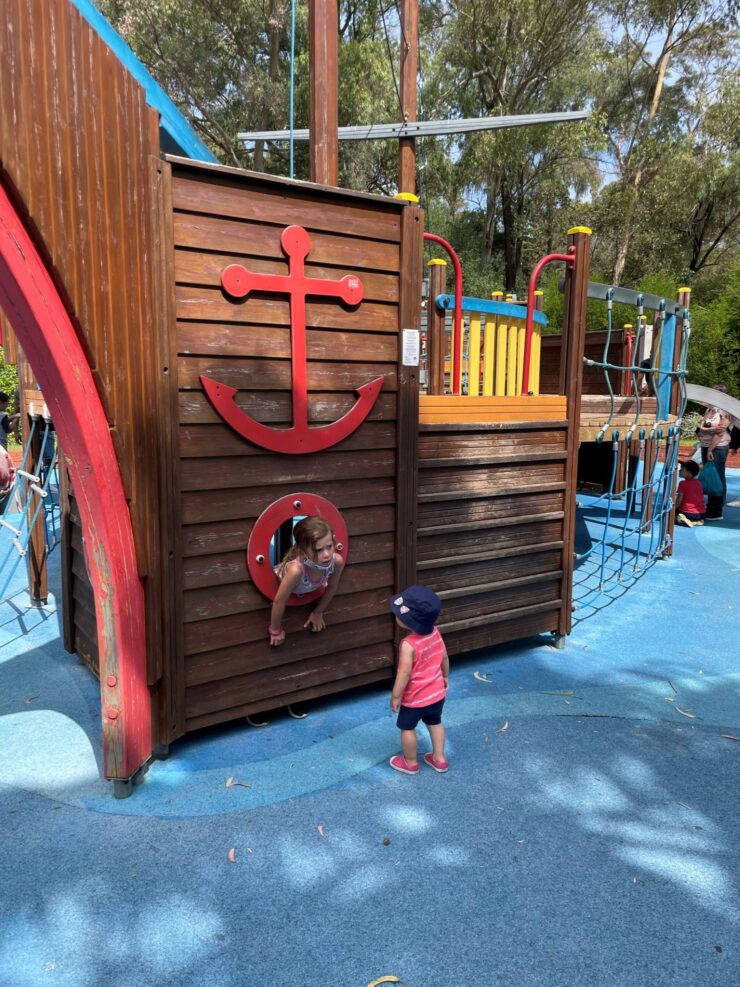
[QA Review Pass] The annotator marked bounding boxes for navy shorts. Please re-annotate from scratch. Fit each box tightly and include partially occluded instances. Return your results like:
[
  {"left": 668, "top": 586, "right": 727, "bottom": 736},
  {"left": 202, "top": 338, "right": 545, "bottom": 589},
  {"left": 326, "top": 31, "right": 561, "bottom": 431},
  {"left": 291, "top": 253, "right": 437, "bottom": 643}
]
[{"left": 397, "top": 698, "right": 445, "bottom": 730}]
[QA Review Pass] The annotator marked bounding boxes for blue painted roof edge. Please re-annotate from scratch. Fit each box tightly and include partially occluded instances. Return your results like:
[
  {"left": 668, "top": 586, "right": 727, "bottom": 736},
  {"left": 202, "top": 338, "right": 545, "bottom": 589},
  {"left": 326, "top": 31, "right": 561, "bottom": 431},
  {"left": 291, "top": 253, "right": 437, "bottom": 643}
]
[
  {"left": 70, "top": 0, "right": 218, "bottom": 163},
  {"left": 436, "top": 294, "right": 549, "bottom": 326}
]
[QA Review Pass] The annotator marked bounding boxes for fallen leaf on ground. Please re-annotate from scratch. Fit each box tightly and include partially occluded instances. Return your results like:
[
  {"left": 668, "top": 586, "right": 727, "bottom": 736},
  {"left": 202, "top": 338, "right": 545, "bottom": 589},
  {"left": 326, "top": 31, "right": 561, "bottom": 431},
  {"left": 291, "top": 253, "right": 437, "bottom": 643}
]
[
  {"left": 366, "top": 978, "right": 400, "bottom": 987},
  {"left": 495, "top": 721, "right": 509, "bottom": 733},
  {"left": 538, "top": 690, "right": 576, "bottom": 697},
  {"left": 23, "top": 697, "right": 38, "bottom": 704},
  {"left": 663, "top": 697, "right": 674, "bottom": 702},
  {"left": 675, "top": 706, "right": 697, "bottom": 719},
  {"left": 317, "top": 825, "right": 325, "bottom": 837},
  {"left": 228, "top": 848, "right": 236, "bottom": 863},
  {"left": 225, "top": 777, "right": 251, "bottom": 788},
  {"left": 720, "top": 733, "right": 740, "bottom": 742},
  {"left": 473, "top": 671, "right": 491, "bottom": 682}
]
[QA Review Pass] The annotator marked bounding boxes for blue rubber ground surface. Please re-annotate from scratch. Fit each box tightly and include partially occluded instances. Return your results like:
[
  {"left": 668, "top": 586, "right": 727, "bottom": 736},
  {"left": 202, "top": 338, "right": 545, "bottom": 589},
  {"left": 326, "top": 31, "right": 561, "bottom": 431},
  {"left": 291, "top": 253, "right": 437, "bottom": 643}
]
[{"left": 1, "top": 474, "right": 739, "bottom": 987}]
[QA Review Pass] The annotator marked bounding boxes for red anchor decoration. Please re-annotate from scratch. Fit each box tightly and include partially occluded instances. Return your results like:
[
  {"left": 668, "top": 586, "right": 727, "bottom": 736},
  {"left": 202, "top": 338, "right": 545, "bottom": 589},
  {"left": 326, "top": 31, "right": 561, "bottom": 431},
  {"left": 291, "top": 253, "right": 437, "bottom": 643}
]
[{"left": 201, "top": 225, "right": 384, "bottom": 454}]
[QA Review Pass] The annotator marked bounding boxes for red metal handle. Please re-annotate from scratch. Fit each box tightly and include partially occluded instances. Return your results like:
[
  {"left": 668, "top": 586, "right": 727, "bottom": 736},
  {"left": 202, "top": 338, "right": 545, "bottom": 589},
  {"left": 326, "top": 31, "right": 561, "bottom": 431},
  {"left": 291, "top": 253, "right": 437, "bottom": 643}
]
[
  {"left": 521, "top": 250, "right": 575, "bottom": 394},
  {"left": 424, "top": 232, "right": 463, "bottom": 395}
]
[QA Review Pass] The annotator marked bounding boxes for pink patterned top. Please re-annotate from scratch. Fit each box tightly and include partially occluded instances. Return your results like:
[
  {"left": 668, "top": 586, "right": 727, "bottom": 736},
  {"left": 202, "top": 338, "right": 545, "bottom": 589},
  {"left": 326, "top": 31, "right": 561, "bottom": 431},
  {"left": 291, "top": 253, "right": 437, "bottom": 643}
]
[
  {"left": 274, "top": 555, "right": 335, "bottom": 597},
  {"left": 401, "top": 627, "right": 447, "bottom": 708}
]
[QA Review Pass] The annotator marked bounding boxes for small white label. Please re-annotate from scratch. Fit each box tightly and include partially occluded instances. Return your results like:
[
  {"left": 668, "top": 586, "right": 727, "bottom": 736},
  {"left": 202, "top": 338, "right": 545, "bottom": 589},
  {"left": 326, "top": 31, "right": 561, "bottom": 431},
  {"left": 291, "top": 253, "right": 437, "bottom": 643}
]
[{"left": 402, "top": 329, "right": 420, "bottom": 366}]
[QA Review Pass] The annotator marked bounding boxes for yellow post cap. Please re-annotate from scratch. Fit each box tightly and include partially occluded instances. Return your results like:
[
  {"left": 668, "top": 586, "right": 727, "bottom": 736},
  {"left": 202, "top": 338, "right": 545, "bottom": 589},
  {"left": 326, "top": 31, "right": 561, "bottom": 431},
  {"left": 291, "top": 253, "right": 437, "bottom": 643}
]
[
  {"left": 678, "top": 287, "right": 691, "bottom": 293},
  {"left": 534, "top": 290, "right": 544, "bottom": 296},
  {"left": 491, "top": 291, "right": 503, "bottom": 298},
  {"left": 567, "top": 226, "right": 592, "bottom": 235},
  {"left": 394, "top": 192, "right": 419, "bottom": 203},
  {"left": 623, "top": 323, "right": 633, "bottom": 329},
  {"left": 427, "top": 258, "right": 447, "bottom": 266}
]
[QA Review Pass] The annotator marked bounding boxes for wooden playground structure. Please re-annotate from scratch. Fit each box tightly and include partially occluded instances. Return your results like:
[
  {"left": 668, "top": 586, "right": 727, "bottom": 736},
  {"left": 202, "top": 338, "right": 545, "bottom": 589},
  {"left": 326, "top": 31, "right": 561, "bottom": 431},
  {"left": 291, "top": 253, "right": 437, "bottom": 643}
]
[{"left": 0, "top": 1, "right": 688, "bottom": 793}]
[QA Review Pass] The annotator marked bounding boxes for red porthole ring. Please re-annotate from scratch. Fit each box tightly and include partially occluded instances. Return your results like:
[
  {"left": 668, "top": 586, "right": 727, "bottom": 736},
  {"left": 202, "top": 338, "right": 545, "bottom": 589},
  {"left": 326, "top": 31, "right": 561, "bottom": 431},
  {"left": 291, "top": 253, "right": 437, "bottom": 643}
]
[{"left": 247, "top": 493, "right": 349, "bottom": 606}]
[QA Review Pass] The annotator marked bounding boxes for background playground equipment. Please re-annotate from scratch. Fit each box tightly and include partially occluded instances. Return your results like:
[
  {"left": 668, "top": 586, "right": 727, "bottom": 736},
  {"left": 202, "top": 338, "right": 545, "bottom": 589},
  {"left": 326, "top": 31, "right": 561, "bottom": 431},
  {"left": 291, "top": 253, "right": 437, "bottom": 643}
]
[{"left": 0, "top": 0, "right": 688, "bottom": 794}]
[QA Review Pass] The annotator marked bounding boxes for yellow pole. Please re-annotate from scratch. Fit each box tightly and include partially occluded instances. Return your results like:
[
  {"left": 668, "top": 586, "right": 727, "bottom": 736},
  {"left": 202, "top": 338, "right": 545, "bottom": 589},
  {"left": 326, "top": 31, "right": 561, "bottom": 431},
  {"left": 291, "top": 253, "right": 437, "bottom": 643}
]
[
  {"left": 483, "top": 314, "right": 494, "bottom": 396},
  {"left": 491, "top": 292, "right": 506, "bottom": 396},
  {"left": 507, "top": 322, "right": 518, "bottom": 395},
  {"left": 530, "top": 289, "right": 543, "bottom": 396},
  {"left": 468, "top": 313, "right": 482, "bottom": 396},
  {"left": 516, "top": 318, "right": 526, "bottom": 396}
]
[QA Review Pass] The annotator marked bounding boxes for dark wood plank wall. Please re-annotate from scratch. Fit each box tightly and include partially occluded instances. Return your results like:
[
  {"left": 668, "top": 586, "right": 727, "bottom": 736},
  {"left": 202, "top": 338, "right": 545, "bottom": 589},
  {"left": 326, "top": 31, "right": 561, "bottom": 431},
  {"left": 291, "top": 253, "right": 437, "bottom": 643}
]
[
  {"left": 165, "top": 161, "right": 418, "bottom": 732},
  {"left": 417, "top": 421, "right": 568, "bottom": 655},
  {"left": 540, "top": 329, "right": 629, "bottom": 395},
  {"left": 0, "top": 0, "right": 169, "bottom": 738},
  {"left": 65, "top": 481, "right": 100, "bottom": 676}
]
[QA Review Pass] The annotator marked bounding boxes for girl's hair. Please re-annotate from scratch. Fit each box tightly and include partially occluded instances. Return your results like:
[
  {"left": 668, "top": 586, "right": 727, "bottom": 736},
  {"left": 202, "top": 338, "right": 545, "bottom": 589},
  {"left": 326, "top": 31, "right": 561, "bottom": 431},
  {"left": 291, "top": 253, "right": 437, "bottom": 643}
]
[{"left": 281, "top": 515, "right": 333, "bottom": 565}]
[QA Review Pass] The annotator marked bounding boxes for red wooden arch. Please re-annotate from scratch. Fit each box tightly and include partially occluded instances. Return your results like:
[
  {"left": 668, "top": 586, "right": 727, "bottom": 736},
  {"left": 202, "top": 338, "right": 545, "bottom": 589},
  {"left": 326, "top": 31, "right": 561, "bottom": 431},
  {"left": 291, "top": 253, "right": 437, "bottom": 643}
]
[{"left": 0, "top": 180, "right": 151, "bottom": 782}]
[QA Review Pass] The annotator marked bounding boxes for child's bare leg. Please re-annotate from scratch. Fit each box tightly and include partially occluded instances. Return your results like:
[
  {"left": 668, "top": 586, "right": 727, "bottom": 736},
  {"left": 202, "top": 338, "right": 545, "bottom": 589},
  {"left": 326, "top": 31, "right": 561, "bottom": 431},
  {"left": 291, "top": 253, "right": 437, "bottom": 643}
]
[
  {"left": 427, "top": 723, "right": 446, "bottom": 761},
  {"left": 400, "top": 729, "right": 418, "bottom": 764}
]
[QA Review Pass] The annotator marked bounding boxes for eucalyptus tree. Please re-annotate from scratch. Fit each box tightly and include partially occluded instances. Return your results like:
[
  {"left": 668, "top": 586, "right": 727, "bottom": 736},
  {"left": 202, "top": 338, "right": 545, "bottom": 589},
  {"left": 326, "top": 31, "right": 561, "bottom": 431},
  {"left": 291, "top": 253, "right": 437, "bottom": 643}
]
[{"left": 594, "top": 0, "right": 735, "bottom": 285}]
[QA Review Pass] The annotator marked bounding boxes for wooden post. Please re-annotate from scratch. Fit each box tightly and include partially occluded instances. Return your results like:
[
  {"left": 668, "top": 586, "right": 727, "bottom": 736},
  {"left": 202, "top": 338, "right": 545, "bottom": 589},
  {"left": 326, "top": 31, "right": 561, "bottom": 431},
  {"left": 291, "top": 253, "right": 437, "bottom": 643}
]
[
  {"left": 396, "top": 200, "right": 423, "bottom": 594},
  {"left": 671, "top": 288, "right": 691, "bottom": 416},
  {"left": 398, "top": 0, "right": 418, "bottom": 195},
  {"left": 559, "top": 227, "right": 591, "bottom": 638},
  {"left": 427, "top": 259, "right": 447, "bottom": 395},
  {"left": 664, "top": 287, "right": 691, "bottom": 558},
  {"left": 309, "top": 0, "right": 339, "bottom": 186}
]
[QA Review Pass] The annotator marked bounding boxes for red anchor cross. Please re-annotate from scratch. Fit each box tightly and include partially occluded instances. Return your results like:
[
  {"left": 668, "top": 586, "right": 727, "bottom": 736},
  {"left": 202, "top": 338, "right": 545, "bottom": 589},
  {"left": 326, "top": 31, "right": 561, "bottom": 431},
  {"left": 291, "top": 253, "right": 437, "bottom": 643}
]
[{"left": 200, "top": 225, "right": 384, "bottom": 454}]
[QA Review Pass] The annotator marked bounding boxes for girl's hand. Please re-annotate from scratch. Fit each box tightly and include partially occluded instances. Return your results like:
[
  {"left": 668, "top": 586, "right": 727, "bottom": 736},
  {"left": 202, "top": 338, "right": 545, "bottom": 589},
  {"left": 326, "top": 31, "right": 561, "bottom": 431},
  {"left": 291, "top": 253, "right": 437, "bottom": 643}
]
[
  {"left": 708, "top": 450, "right": 714, "bottom": 461},
  {"left": 305, "top": 611, "right": 325, "bottom": 633},
  {"left": 390, "top": 695, "right": 400, "bottom": 712},
  {"left": 269, "top": 628, "right": 285, "bottom": 647}
]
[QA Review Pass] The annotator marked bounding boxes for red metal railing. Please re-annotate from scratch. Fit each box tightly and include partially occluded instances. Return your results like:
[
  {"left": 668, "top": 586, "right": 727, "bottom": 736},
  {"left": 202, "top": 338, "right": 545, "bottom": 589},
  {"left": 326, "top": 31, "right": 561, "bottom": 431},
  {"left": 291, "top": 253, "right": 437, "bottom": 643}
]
[
  {"left": 424, "top": 232, "right": 463, "bottom": 395},
  {"left": 520, "top": 248, "right": 576, "bottom": 395}
]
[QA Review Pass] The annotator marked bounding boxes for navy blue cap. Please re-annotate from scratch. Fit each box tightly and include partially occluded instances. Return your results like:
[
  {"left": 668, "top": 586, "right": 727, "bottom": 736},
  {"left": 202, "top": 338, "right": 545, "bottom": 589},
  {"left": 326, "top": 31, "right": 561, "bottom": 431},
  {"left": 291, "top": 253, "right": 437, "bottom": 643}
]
[{"left": 389, "top": 585, "right": 441, "bottom": 635}]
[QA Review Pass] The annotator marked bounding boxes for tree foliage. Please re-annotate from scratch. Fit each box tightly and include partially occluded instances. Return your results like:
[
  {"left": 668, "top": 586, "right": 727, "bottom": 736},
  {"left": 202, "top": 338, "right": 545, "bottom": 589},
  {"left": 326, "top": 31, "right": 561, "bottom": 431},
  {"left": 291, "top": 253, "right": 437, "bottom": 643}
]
[{"left": 99, "top": 0, "right": 740, "bottom": 390}]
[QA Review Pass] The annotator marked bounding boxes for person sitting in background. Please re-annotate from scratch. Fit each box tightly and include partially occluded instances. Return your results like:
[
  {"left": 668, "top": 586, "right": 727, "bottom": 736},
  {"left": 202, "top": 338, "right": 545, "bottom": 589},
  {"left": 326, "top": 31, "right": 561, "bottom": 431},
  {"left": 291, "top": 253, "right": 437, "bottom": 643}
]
[{"left": 675, "top": 460, "right": 705, "bottom": 527}]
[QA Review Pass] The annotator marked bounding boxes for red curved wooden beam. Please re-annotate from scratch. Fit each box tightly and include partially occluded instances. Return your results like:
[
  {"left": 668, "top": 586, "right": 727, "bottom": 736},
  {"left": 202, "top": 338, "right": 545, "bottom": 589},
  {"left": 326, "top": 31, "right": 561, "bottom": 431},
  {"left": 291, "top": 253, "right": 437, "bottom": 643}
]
[
  {"left": 521, "top": 249, "right": 575, "bottom": 394},
  {"left": 0, "top": 181, "right": 150, "bottom": 781},
  {"left": 424, "top": 232, "right": 464, "bottom": 395}
]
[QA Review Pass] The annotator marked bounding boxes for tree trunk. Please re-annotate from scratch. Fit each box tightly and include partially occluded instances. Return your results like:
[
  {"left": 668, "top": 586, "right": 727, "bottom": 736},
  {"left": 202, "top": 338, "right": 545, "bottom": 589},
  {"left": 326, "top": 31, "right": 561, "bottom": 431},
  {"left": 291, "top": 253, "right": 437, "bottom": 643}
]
[
  {"left": 253, "top": 0, "right": 283, "bottom": 172},
  {"left": 611, "top": 29, "right": 673, "bottom": 285},
  {"left": 483, "top": 182, "right": 499, "bottom": 261},
  {"left": 501, "top": 180, "right": 517, "bottom": 292}
]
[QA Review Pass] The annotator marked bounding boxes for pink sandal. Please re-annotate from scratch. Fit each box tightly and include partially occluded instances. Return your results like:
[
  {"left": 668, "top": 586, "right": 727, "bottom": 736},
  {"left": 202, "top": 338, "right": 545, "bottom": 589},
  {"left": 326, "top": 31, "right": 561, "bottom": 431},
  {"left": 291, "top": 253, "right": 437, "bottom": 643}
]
[
  {"left": 389, "top": 755, "right": 419, "bottom": 775},
  {"left": 423, "top": 753, "right": 449, "bottom": 773}
]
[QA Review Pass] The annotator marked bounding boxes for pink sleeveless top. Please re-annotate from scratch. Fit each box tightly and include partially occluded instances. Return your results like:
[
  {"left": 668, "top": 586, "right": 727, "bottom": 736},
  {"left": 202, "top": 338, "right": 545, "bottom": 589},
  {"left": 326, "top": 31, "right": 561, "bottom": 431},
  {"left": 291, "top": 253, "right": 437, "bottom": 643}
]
[{"left": 401, "top": 627, "right": 447, "bottom": 708}]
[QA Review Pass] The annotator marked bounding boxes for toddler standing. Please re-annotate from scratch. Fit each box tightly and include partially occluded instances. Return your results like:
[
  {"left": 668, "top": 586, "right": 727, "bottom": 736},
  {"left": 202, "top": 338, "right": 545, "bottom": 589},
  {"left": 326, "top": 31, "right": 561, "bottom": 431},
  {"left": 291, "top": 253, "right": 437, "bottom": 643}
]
[{"left": 389, "top": 585, "right": 449, "bottom": 775}]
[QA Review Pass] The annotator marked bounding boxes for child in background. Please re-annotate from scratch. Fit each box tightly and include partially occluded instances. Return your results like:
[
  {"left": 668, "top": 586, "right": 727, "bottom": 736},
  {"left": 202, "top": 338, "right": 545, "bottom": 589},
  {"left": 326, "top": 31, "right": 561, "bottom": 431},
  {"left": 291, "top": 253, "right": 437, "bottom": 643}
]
[
  {"left": 269, "top": 516, "right": 345, "bottom": 646},
  {"left": 389, "top": 585, "right": 449, "bottom": 775},
  {"left": 675, "top": 460, "right": 706, "bottom": 527}
]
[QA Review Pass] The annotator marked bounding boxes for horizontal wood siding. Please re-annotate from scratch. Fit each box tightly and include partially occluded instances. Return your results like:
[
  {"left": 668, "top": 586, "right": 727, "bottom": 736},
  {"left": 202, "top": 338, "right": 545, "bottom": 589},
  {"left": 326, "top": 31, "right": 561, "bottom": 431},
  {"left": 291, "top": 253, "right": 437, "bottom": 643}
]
[
  {"left": 67, "top": 486, "right": 99, "bottom": 677},
  {"left": 417, "top": 421, "right": 568, "bottom": 654},
  {"left": 540, "top": 329, "right": 630, "bottom": 396},
  {"left": 168, "top": 162, "right": 414, "bottom": 731}
]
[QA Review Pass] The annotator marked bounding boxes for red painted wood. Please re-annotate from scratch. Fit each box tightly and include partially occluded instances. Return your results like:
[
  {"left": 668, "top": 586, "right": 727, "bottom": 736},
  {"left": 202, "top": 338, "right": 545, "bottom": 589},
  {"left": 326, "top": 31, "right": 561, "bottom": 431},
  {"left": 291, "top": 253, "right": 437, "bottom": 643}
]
[
  {"left": 521, "top": 250, "right": 575, "bottom": 394},
  {"left": 202, "top": 225, "right": 384, "bottom": 453},
  {"left": 0, "top": 180, "right": 151, "bottom": 780}
]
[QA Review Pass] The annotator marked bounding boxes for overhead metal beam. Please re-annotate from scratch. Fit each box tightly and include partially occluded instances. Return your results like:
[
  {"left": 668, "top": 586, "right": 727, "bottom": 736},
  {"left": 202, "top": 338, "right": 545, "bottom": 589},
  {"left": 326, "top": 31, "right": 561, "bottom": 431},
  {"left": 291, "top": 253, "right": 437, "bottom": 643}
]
[{"left": 238, "top": 110, "right": 589, "bottom": 144}]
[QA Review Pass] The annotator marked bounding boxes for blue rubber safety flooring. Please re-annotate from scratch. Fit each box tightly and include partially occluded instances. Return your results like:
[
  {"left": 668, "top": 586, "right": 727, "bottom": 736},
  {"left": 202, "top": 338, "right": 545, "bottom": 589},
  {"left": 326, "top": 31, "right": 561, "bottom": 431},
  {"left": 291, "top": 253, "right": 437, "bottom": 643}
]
[{"left": 1, "top": 474, "right": 739, "bottom": 987}]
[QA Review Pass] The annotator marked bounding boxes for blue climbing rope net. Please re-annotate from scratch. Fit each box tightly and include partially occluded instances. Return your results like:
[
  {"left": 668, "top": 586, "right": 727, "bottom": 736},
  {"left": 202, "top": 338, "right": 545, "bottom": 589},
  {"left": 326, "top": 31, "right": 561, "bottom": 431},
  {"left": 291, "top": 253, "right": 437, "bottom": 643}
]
[{"left": 572, "top": 286, "right": 690, "bottom": 621}]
